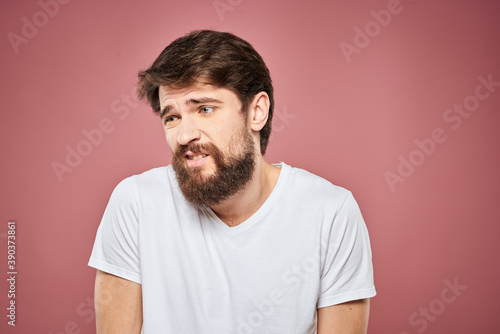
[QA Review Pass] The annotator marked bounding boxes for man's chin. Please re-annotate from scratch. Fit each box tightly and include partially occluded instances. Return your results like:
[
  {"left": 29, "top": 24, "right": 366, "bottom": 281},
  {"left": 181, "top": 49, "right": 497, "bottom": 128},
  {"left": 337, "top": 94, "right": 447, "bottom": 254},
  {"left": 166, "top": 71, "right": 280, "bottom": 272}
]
[
  {"left": 172, "top": 132, "right": 256, "bottom": 207},
  {"left": 182, "top": 164, "right": 217, "bottom": 180}
]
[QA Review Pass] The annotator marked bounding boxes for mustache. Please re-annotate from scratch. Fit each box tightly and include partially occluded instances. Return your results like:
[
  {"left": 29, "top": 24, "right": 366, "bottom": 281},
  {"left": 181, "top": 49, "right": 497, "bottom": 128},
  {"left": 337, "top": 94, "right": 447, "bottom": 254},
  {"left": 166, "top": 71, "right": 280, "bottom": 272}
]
[{"left": 175, "top": 142, "right": 213, "bottom": 157}]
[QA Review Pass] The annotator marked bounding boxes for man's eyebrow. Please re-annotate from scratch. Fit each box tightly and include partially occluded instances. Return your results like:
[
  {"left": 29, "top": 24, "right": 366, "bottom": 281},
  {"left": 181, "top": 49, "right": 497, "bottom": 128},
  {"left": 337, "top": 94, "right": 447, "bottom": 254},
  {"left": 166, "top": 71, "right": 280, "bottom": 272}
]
[
  {"left": 159, "top": 105, "right": 172, "bottom": 119},
  {"left": 187, "top": 97, "right": 223, "bottom": 105},
  {"left": 159, "top": 97, "right": 223, "bottom": 119}
]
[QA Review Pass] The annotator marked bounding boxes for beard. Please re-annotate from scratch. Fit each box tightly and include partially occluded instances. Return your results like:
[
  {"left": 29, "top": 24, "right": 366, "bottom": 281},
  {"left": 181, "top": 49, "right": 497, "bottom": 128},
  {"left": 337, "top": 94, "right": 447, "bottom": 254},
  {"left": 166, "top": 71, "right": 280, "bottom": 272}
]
[{"left": 172, "top": 129, "right": 256, "bottom": 207}]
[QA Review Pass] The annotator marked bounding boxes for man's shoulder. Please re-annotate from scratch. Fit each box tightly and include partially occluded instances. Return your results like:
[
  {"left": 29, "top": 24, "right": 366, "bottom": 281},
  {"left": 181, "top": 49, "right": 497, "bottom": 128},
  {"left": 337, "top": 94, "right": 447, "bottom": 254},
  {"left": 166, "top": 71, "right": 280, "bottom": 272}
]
[
  {"left": 273, "top": 163, "right": 353, "bottom": 213},
  {"left": 286, "top": 164, "right": 350, "bottom": 199},
  {"left": 135, "top": 165, "right": 172, "bottom": 181},
  {"left": 114, "top": 165, "right": 174, "bottom": 193},
  {"left": 276, "top": 163, "right": 356, "bottom": 221}
]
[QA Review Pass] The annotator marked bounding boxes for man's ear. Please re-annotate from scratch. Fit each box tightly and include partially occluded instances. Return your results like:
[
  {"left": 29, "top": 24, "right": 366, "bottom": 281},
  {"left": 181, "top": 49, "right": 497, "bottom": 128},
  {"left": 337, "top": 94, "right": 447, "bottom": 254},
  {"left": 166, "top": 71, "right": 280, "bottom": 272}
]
[{"left": 248, "top": 92, "right": 270, "bottom": 132}]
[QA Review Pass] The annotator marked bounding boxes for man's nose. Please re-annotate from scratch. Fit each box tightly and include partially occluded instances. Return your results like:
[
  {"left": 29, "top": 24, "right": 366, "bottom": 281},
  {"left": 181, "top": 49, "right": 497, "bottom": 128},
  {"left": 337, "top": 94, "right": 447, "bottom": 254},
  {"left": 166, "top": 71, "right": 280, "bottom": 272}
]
[{"left": 177, "top": 116, "right": 201, "bottom": 146}]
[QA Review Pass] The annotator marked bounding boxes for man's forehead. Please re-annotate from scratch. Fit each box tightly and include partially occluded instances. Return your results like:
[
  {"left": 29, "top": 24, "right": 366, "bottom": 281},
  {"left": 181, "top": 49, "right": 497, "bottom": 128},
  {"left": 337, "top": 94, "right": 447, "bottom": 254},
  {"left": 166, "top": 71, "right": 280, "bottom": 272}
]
[
  {"left": 158, "top": 83, "right": 239, "bottom": 109},
  {"left": 159, "top": 82, "right": 213, "bottom": 100}
]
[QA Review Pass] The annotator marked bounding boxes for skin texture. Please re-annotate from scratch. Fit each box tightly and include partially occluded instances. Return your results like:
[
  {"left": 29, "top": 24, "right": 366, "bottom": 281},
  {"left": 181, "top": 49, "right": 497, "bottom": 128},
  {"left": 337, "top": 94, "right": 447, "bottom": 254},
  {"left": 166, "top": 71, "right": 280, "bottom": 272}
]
[
  {"left": 94, "top": 83, "right": 371, "bottom": 332},
  {"left": 317, "top": 299, "right": 370, "bottom": 334},
  {"left": 95, "top": 270, "right": 143, "bottom": 333}
]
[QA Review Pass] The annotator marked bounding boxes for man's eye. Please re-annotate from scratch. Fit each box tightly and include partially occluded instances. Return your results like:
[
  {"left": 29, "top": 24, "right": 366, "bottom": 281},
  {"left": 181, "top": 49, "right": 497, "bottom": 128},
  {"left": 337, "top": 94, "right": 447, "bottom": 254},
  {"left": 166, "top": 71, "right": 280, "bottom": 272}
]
[
  {"left": 164, "top": 115, "right": 179, "bottom": 124},
  {"left": 200, "top": 106, "right": 214, "bottom": 114}
]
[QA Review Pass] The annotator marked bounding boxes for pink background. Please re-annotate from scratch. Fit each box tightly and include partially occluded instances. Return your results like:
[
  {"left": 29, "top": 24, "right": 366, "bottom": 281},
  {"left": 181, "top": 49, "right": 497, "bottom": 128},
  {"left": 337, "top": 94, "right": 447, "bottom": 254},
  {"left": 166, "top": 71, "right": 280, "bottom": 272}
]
[{"left": 1, "top": 0, "right": 500, "bottom": 333}]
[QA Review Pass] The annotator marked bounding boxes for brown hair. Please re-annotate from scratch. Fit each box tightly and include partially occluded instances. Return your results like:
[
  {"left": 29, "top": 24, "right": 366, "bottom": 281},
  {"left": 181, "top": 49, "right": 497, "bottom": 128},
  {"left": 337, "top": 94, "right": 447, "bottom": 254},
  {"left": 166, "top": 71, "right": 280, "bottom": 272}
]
[{"left": 137, "top": 30, "right": 274, "bottom": 155}]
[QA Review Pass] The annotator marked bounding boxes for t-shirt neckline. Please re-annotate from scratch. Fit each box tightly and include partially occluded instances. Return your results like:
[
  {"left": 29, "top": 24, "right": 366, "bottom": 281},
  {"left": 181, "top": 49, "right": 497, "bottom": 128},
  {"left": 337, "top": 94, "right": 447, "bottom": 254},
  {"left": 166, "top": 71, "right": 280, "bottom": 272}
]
[{"left": 202, "top": 162, "right": 290, "bottom": 234}]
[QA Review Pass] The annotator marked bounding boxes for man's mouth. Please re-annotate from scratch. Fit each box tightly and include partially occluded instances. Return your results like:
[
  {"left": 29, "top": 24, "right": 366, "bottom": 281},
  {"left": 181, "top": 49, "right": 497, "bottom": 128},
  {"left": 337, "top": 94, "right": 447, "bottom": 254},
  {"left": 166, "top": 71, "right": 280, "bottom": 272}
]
[
  {"left": 184, "top": 152, "right": 210, "bottom": 168},
  {"left": 187, "top": 154, "right": 209, "bottom": 160}
]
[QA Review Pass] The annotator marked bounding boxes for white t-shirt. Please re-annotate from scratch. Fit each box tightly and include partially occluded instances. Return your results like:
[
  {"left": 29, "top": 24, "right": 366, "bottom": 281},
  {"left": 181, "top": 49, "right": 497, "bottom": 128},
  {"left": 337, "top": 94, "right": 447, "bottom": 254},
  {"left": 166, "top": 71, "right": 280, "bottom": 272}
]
[{"left": 88, "top": 162, "right": 376, "bottom": 333}]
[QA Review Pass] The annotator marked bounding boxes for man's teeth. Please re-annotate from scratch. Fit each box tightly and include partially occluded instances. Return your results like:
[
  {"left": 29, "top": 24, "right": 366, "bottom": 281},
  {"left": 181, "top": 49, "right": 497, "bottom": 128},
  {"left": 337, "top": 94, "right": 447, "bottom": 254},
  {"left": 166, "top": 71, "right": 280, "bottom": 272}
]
[{"left": 188, "top": 154, "right": 208, "bottom": 160}]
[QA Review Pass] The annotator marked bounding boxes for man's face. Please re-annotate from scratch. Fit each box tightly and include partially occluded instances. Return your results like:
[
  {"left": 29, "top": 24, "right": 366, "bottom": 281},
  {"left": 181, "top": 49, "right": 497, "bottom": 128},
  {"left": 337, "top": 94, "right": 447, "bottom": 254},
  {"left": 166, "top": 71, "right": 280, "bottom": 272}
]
[{"left": 158, "top": 81, "right": 256, "bottom": 206}]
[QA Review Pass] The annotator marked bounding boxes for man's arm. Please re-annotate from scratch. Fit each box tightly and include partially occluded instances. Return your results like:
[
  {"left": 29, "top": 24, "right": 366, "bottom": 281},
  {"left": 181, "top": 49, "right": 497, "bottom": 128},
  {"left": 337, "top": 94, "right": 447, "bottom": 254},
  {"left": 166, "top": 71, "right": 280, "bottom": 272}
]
[
  {"left": 94, "top": 270, "right": 143, "bottom": 334},
  {"left": 317, "top": 298, "right": 370, "bottom": 334}
]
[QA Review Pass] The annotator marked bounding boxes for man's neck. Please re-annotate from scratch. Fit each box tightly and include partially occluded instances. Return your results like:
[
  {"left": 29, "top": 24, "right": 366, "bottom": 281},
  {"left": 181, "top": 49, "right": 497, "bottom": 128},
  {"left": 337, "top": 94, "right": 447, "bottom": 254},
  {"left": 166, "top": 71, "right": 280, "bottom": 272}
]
[{"left": 209, "top": 158, "right": 281, "bottom": 227}]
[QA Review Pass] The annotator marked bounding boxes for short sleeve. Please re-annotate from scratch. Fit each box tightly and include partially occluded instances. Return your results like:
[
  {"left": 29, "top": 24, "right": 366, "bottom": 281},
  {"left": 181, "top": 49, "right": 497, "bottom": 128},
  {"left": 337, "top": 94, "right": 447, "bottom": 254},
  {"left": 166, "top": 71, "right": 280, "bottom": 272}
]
[
  {"left": 317, "top": 192, "right": 376, "bottom": 308},
  {"left": 88, "top": 176, "right": 142, "bottom": 284}
]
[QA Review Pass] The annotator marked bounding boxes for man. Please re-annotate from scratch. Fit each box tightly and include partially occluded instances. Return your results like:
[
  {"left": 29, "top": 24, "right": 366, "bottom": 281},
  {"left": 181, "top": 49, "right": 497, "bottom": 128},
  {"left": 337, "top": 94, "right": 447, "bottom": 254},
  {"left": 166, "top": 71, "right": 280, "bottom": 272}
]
[{"left": 88, "top": 30, "right": 376, "bottom": 333}]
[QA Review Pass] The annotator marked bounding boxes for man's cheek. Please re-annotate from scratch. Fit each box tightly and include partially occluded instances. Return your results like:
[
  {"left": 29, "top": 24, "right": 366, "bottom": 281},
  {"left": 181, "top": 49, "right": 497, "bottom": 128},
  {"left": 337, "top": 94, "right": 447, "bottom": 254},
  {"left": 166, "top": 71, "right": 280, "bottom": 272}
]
[{"left": 166, "top": 139, "right": 175, "bottom": 153}]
